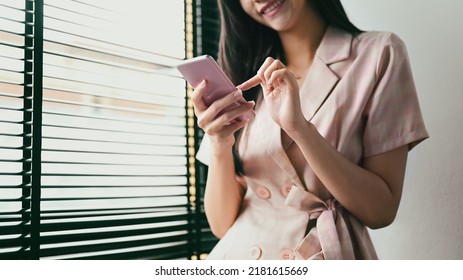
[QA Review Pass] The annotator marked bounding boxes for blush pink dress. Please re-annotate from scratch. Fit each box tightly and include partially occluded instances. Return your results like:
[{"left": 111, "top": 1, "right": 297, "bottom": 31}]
[{"left": 196, "top": 26, "right": 429, "bottom": 260}]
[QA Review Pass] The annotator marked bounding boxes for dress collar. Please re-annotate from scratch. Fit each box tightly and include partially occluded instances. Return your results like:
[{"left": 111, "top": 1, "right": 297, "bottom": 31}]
[{"left": 316, "top": 26, "right": 353, "bottom": 65}]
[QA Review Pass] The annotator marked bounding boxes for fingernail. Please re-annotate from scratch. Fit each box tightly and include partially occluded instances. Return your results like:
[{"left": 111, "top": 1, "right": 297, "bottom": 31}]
[
  {"left": 234, "top": 90, "right": 242, "bottom": 97},
  {"left": 247, "top": 101, "right": 255, "bottom": 107},
  {"left": 198, "top": 80, "right": 206, "bottom": 87}
]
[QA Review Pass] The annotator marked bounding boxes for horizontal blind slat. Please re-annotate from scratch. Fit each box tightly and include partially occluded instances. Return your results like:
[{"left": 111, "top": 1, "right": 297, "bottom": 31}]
[
  {"left": 0, "top": 2, "right": 26, "bottom": 11},
  {"left": 42, "top": 98, "right": 185, "bottom": 118},
  {"left": 0, "top": 235, "right": 29, "bottom": 248},
  {"left": 40, "top": 213, "right": 189, "bottom": 232},
  {"left": 0, "top": 224, "right": 30, "bottom": 235},
  {"left": 41, "top": 110, "right": 186, "bottom": 128},
  {"left": 49, "top": 243, "right": 189, "bottom": 260},
  {"left": 40, "top": 205, "right": 187, "bottom": 214},
  {"left": 40, "top": 224, "right": 188, "bottom": 245},
  {"left": 40, "top": 234, "right": 189, "bottom": 258},
  {"left": 0, "top": 251, "right": 30, "bottom": 260}
]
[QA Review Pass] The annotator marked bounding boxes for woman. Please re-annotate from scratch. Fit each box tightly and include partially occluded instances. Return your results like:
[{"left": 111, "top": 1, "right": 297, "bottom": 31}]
[{"left": 193, "top": 0, "right": 429, "bottom": 259}]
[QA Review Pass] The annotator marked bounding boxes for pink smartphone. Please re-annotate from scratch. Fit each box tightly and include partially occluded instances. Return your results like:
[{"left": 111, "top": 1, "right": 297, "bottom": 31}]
[{"left": 177, "top": 55, "right": 255, "bottom": 121}]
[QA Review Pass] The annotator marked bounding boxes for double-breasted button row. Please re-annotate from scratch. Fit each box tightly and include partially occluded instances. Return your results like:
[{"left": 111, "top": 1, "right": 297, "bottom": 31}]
[
  {"left": 249, "top": 245, "right": 295, "bottom": 260},
  {"left": 255, "top": 183, "right": 295, "bottom": 199}
]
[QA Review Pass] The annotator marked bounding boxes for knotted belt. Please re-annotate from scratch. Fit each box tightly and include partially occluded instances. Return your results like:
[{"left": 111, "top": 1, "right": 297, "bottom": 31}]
[{"left": 285, "top": 186, "right": 355, "bottom": 260}]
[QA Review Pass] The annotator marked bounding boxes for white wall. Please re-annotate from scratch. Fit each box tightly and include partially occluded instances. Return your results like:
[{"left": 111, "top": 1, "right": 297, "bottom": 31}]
[{"left": 342, "top": 0, "right": 463, "bottom": 259}]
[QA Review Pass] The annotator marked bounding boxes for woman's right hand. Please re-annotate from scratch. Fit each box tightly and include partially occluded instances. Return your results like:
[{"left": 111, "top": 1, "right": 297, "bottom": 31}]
[
  {"left": 192, "top": 80, "right": 255, "bottom": 148},
  {"left": 193, "top": 80, "right": 251, "bottom": 238}
]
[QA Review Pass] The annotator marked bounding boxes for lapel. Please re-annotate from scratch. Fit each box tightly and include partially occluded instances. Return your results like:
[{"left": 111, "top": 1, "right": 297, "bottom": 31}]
[
  {"left": 300, "top": 26, "right": 353, "bottom": 122},
  {"left": 262, "top": 27, "right": 353, "bottom": 188}
]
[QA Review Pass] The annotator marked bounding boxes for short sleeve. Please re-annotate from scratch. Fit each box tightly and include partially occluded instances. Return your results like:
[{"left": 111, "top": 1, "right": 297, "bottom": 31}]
[
  {"left": 363, "top": 33, "right": 429, "bottom": 157},
  {"left": 196, "top": 134, "right": 211, "bottom": 166}
]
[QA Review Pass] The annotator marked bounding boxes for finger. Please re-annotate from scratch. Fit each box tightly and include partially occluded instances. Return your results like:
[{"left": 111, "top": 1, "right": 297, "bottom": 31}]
[
  {"left": 263, "top": 59, "right": 284, "bottom": 83},
  {"left": 267, "top": 68, "right": 288, "bottom": 88},
  {"left": 191, "top": 79, "right": 208, "bottom": 111},
  {"left": 215, "top": 119, "right": 249, "bottom": 138},
  {"left": 225, "top": 119, "right": 249, "bottom": 134},
  {"left": 237, "top": 75, "right": 261, "bottom": 91},
  {"left": 257, "top": 57, "right": 275, "bottom": 84},
  {"left": 214, "top": 100, "right": 255, "bottom": 125},
  {"left": 206, "top": 101, "right": 255, "bottom": 132},
  {"left": 199, "top": 89, "right": 245, "bottom": 125}
]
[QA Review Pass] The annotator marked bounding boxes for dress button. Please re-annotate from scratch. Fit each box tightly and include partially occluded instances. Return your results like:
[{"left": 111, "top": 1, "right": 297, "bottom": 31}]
[
  {"left": 249, "top": 245, "right": 262, "bottom": 260},
  {"left": 279, "top": 249, "right": 295, "bottom": 260},
  {"left": 255, "top": 186, "right": 271, "bottom": 199},
  {"left": 281, "top": 183, "right": 294, "bottom": 197}
]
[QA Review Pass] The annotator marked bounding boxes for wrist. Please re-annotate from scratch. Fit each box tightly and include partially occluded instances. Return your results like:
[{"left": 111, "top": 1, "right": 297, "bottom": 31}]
[
  {"left": 281, "top": 111, "right": 308, "bottom": 136},
  {"left": 286, "top": 121, "right": 317, "bottom": 143},
  {"left": 209, "top": 136, "right": 235, "bottom": 155}
]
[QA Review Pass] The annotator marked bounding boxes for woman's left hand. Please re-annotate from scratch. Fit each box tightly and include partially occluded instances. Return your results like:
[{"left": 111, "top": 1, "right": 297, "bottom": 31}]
[{"left": 238, "top": 57, "right": 306, "bottom": 133}]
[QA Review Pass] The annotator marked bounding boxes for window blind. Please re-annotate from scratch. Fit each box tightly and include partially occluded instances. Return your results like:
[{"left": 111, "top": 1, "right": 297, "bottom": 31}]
[
  {"left": 39, "top": 0, "right": 190, "bottom": 260},
  {"left": 0, "top": 0, "right": 194, "bottom": 260},
  {"left": 0, "top": 0, "right": 33, "bottom": 260}
]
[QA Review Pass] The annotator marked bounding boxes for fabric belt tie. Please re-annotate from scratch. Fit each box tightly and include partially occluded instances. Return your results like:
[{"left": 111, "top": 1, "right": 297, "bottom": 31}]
[{"left": 285, "top": 186, "right": 355, "bottom": 260}]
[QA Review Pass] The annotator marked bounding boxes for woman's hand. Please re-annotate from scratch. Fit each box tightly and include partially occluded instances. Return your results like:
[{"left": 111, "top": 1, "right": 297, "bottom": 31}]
[
  {"left": 238, "top": 57, "right": 306, "bottom": 133},
  {"left": 192, "top": 80, "right": 252, "bottom": 238},
  {"left": 192, "top": 80, "right": 255, "bottom": 148}
]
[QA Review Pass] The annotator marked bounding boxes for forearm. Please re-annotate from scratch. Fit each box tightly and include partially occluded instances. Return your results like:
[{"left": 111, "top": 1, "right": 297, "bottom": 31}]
[
  {"left": 288, "top": 122, "right": 405, "bottom": 229},
  {"left": 204, "top": 144, "right": 245, "bottom": 238}
]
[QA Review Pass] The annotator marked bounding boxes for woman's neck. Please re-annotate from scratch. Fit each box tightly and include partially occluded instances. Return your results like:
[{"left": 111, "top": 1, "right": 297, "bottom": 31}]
[{"left": 278, "top": 5, "right": 327, "bottom": 80}]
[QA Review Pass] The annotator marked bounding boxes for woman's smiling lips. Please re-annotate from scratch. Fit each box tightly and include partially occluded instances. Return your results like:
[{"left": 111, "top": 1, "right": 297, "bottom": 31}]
[{"left": 259, "top": 0, "right": 286, "bottom": 18}]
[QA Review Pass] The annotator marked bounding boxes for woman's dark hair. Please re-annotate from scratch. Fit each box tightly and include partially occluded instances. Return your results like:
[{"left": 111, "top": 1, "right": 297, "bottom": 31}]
[{"left": 216, "top": 0, "right": 362, "bottom": 175}]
